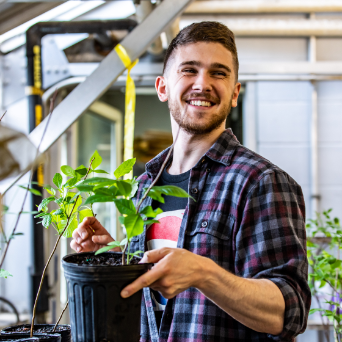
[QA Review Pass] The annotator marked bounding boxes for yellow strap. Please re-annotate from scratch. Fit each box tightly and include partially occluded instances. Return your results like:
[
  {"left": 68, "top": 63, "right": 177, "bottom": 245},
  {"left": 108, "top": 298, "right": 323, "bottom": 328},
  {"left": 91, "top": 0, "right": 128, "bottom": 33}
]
[
  {"left": 25, "top": 86, "right": 44, "bottom": 96},
  {"left": 114, "top": 44, "right": 138, "bottom": 179}
]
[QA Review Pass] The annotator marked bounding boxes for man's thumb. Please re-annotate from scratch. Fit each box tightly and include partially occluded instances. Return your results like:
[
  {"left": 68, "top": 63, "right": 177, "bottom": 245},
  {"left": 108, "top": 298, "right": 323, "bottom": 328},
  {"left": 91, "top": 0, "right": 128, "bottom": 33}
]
[
  {"left": 92, "top": 235, "right": 113, "bottom": 245},
  {"left": 139, "top": 248, "right": 170, "bottom": 264}
]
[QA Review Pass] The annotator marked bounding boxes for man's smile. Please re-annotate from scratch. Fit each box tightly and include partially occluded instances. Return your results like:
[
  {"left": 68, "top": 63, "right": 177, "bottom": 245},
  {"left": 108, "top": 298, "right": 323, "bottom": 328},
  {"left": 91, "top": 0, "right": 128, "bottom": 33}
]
[{"left": 187, "top": 100, "right": 214, "bottom": 108}]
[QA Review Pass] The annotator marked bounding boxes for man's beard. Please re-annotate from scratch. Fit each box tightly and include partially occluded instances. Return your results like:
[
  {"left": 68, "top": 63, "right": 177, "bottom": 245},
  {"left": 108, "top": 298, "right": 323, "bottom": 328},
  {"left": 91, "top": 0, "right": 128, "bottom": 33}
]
[{"left": 168, "top": 93, "right": 233, "bottom": 135}]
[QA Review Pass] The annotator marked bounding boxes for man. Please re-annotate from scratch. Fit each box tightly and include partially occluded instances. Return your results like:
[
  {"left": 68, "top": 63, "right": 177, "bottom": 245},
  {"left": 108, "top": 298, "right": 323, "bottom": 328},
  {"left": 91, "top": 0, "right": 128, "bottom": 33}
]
[{"left": 71, "top": 22, "right": 311, "bottom": 341}]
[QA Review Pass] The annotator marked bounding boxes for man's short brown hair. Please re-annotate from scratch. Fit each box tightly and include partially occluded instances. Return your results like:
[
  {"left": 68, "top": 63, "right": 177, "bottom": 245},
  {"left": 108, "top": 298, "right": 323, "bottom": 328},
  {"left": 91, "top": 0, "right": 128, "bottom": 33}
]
[{"left": 163, "top": 21, "right": 239, "bottom": 82}]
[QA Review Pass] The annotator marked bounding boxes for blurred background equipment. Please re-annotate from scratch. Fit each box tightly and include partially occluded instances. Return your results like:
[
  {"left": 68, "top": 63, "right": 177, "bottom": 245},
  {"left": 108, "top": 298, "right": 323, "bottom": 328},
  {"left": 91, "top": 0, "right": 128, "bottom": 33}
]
[{"left": 0, "top": 125, "right": 38, "bottom": 182}]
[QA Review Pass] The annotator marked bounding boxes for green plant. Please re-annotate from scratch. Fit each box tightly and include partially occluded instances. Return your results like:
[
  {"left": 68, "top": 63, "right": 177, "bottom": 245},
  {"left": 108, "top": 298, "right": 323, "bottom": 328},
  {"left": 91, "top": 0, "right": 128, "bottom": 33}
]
[
  {"left": 307, "top": 209, "right": 342, "bottom": 342},
  {"left": 29, "top": 150, "right": 103, "bottom": 336},
  {"left": 76, "top": 157, "right": 192, "bottom": 265}
]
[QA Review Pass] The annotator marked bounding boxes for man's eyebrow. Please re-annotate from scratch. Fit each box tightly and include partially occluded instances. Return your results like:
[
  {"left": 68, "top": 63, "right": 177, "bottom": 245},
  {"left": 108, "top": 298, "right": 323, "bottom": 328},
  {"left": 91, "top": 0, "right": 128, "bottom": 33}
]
[
  {"left": 178, "top": 60, "right": 202, "bottom": 68},
  {"left": 210, "top": 63, "right": 232, "bottom": 73},
  {"left": 178, "top": 60, "right": 232, "bottom": 73}
]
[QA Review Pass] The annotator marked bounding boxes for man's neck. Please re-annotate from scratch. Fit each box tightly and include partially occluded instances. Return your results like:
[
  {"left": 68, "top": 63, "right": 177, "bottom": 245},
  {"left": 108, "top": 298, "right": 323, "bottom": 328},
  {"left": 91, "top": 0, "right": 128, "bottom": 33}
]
[{"left": 167, "top": 120, "right": 225, "bottom": 175}]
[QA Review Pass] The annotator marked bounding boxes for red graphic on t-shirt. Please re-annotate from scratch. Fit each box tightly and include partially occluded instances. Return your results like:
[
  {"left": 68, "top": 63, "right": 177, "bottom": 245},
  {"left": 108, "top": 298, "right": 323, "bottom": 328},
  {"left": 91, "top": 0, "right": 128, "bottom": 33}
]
[{"left": 146, "top": 210, "right": 184, "bottom": 251}]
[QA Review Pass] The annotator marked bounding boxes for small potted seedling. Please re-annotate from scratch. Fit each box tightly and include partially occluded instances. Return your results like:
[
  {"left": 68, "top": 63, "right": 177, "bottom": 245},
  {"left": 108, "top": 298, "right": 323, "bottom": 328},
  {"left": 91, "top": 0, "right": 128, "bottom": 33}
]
[
  {"left": 1, "top": 150, "right": 106, "bottom": 341},
  {"left": 61, "top": 156, "right": 192, "bottom": 342},
  {"left": 307, "top": 209, "right": 342, "bottom": 342}
]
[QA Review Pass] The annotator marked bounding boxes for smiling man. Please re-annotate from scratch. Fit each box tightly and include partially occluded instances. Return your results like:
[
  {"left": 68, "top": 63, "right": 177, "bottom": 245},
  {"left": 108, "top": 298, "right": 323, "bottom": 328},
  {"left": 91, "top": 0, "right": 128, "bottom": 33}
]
[{"left": 71, "top": 22, "right": 311, "bottom": 341}]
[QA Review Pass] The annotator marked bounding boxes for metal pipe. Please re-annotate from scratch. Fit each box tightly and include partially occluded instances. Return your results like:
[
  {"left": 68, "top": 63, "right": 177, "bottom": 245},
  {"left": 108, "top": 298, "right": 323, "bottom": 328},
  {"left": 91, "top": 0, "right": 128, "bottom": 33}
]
[
  {"left": 308, "top": 13, "right": 320, "bottom": 218},
  {"left": 181, "top": 17, "right": 342, "bottom": 36},
  {"left": 134, "top": 0, "right": 163, "bottom": 55},
  {"left": 185, "top": 1, "right": 342, "bottom": 14}
]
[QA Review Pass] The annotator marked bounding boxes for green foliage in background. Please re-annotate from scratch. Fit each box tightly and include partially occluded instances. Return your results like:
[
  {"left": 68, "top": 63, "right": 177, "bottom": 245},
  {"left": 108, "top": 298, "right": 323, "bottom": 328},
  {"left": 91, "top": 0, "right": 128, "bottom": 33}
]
[{"left": 307, "top": 209, "right": 342, "bottom": 338}]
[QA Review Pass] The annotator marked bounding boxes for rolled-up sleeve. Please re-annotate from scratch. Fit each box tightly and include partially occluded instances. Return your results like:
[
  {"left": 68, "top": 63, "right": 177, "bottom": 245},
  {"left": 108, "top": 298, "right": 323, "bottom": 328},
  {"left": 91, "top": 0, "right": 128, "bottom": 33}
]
[{"left": 235, "top": 170, "right": 311, "bottom": 341}]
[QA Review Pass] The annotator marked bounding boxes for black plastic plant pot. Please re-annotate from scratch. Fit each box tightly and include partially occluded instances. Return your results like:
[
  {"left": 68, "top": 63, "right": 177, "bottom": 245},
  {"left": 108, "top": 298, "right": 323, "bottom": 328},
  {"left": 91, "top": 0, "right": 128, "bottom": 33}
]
[
  {"left": 0, "top": 335, "right": 38, "bottom": 341},
  {"left": 1, "top": 325, "right": 70, "bottom": 342},
  {"left": 62, "top": 252, "right": 152, "bottom": 342},
  {"left": 0, "top": 333, "right": 60, "bottom": 341}
]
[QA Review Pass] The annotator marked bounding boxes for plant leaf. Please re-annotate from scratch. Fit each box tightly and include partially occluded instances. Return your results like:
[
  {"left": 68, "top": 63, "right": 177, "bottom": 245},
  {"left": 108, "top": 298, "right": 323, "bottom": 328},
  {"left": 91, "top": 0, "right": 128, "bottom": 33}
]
[
  {"left": 53, "top": 173, "right": 63, "bottom": 189},
  {"left": 144, "top": 219, "right": 159, "bottom": 225},
  {"left": 44, "top": 185, "right": 56, "bottom": 196},
  {"left": 84, "top": 195, "right": 114, "bottom": 205},
  {"left": 90, "top": 150, "right": 102, "bottom": 170},
  {"left": 147, "top": 185, "right": 192, "bottom": 203},
  {"left": 93, "top": 180, "right": 117, "bottom": 190},
  {"left": 122, "top": 214, "right": 144, "bottom": 240},
  {"left": 64, "top": 196, "right": 82, "bottom": 216},
  {"left": 116, "top": 180, "right": 132, "bottom": 197},
  {"left": 75, "top": 165, "right": 87, "bottom": 177},
  {"left": 93, "top": 169, "right": 109, "bottom": 174},
  {"left": 114, "top": 158, "right": 136, "bottom": 179},
  {"left": 38, "top": 196, "right": 55, "bottom": 212},
  {"left": 79, "top": 209, "right": 93, "bottom": 222},
  {"left": 0, "top": 269, "right": 12, "bottom": 278},
  {"left": 42, "top": 214, "right": 52, "bottom": 228},
  {"left": 114, "top": 199, "right": 136, "bottom": 215},
  {"left": 61, "top": 165, "right": 75, "bottom": 177},
  {"left": 95, "top": 245, "right": 114, "bottom": 255},
  {"left": 19, "top": 185, "right": 42, "bottom": 196},
  {"left": 80, "top": 177, "right": 114, "bottom": 185},
  {"left": 140, "top": 206, "right": 162, "bottom": 218},
  {"left": 76, "top": 184, "right": 94, "bottom": 192},
  {"left": 107, "top": 241, "right": 121, "bottom": 247},
  {"left": 67, "top": 177, "right": 79, "bottom": 188}
]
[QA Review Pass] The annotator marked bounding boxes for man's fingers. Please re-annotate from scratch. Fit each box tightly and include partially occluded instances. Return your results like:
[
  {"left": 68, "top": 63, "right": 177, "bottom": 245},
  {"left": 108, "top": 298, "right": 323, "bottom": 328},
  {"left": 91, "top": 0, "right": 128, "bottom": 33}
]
[
  {"left": 121, "top": 267, "right": 164, "bottom": 298},
  {"left": 82, "top": 216, "right": 106, "bottom": 232},
  {"left": 70, "top": 239, "right": 81, "bottom": 253},
  {"left": 92, "top": 235, "right": 114, "bottom": 245},
  {"left": 140, "top": 248, "right": 171, "bottom": 264}
]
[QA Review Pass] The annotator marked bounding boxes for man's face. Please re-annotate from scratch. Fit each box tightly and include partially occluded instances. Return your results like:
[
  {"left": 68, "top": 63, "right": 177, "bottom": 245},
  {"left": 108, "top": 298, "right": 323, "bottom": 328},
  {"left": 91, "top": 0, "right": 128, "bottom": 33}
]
[{"left": 156, "top": 42, "right": 241, "bottom": 135}]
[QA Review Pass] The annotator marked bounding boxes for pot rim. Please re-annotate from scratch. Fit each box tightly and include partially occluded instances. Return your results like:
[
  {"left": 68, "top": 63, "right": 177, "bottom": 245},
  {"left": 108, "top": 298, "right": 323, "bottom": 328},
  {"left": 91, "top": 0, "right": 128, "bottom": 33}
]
[{"left": 62, "top": 251, "right": 153, "bottom": 268}]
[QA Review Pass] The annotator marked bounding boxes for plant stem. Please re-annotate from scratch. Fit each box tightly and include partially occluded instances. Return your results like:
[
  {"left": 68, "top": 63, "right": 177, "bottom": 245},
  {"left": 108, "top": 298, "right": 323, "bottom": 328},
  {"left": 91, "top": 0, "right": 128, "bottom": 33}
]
[
  {"left": 30, "top": 158, "right": 94, "bottom": 337},
  {"left": 52, "top": 300, "right": 68, "bottom": 332},
  {"left": 0, "top": 111, "right": 7, "bottom": 122},
  {"left": 121, "top": 104, "right": 189, "bottom": 266},
  {"left": 0, "top": 90, "right": 58, "bottom": 270}
]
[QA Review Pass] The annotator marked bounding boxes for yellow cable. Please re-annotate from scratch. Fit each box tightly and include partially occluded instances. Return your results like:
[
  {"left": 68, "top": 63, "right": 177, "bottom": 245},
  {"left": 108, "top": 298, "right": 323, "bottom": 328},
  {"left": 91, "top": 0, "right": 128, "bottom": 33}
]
[{"left": 114, "top": 44, "right": 138, "bottom": 179}]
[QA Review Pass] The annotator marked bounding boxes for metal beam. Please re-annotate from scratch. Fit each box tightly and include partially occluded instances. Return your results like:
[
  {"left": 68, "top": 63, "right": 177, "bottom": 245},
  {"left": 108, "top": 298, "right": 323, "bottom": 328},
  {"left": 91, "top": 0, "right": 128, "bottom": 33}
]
[
  {"left": 181, "top": 17, "right": 342, "bottom": 36},
  {"left": 0, "top": 2, "right": 64, "bottom": 36},
  {"left": 185, "top": 1, "right": 342, "bottom": 14},
  {"left": 0, "top": 0, "right": 193, "bottom": 194}
]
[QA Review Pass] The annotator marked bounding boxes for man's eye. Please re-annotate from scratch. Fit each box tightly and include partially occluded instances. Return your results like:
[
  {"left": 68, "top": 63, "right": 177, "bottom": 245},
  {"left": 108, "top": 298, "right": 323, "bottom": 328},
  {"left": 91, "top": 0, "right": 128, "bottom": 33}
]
[
  {"left": 183, "top": 69, "right": 196, "bottom": 74},
  {"left": 213, "top": 71, "right": 226, "bottom": 77}
]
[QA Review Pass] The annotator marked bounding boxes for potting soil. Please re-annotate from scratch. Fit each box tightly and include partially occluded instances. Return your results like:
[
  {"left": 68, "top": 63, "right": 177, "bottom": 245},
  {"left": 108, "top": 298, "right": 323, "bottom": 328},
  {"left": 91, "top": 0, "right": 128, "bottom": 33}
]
[{"left": 67, "top": 253, "right": 140, "bottom": 266}]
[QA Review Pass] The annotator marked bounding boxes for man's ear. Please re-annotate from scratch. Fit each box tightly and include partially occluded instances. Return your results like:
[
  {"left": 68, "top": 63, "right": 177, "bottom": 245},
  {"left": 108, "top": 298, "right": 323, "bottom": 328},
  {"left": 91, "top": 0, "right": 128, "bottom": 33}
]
[
  {"left": 155, "top": 76, "right": 168, "bottom": 102},
  {"left": 231, "top": 82, "right": 241, "bottom": 108}
]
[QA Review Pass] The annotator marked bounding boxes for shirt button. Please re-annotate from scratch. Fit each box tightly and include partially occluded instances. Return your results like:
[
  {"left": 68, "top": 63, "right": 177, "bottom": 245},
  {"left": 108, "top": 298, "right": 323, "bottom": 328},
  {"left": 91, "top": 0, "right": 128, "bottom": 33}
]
[
  {"left": 191, "top": 188, "right": 198, "bottom": 194},
  {"left": 206, "top": 168, "right": 211, "bottom": 173},
  {"left": 201, "top": 221, "right": 208, "bottom": 228}
]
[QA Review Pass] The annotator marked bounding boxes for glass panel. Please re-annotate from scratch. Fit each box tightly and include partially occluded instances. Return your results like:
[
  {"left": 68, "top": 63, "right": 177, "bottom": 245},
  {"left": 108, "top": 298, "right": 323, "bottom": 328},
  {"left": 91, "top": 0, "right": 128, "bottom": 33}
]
[{"left": 77, "top": 111, "right": 116, "bottom": 238}]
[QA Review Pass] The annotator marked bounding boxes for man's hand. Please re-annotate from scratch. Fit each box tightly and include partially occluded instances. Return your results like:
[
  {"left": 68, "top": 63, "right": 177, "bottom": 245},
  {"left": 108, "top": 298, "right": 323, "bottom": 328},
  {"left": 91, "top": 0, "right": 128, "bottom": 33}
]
[
  {"left": 121, "top": 248, "right": 205, "bottom": 299},
  {"left": 70, "top": 216, "right": 119, "bottom": 253}
]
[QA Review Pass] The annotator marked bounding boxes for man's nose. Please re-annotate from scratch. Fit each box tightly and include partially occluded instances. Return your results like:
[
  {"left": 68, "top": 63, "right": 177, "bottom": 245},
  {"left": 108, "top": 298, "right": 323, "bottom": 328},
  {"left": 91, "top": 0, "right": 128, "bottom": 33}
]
[{"left": 192, "top": 71, "right": 212, "bottom": 92}]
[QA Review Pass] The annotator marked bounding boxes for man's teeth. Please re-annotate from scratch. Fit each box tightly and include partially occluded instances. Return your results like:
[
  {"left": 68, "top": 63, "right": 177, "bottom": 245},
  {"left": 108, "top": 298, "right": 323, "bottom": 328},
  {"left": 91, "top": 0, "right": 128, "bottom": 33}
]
[{"left": 190, "top": 100, "right": 212, "bottom": 107}]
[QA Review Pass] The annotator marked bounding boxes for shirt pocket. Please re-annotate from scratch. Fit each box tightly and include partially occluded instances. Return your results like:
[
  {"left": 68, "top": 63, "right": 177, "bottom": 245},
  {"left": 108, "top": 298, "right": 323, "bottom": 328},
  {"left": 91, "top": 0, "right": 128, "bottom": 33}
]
[
  {"left": 186, "top": 211, "right": 235, "bottom": 240},
  {"left": 185, "top": 211, "right": 235, "bottom": 268}
]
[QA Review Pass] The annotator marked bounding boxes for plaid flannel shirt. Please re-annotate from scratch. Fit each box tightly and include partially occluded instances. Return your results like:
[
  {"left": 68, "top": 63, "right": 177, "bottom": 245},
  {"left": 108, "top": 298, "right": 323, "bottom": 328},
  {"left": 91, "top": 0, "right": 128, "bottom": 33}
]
[{"left": 131, "top": 129, "right": 311, "bottom": 342}]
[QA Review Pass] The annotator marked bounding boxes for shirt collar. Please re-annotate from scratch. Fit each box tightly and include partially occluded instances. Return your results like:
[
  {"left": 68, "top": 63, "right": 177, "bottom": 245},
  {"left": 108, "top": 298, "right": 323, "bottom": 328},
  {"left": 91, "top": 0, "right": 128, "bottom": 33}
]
[{"left": 145, "top": 129, "right": 239, "bottom": 176}]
